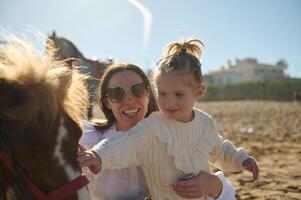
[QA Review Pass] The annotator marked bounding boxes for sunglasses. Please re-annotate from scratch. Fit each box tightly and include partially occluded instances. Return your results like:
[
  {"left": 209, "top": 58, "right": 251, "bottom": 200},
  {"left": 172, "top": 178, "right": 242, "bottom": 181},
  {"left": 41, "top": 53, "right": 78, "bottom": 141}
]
[{"left": 106, "top": 82, "right": 148, "bottom": 103}]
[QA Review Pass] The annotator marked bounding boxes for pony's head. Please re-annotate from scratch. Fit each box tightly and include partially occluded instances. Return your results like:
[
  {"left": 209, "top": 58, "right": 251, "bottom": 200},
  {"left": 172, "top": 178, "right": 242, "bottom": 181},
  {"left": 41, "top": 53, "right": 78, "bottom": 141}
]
[
  {"left": 46, "top": 31, "right": 83, "bottom": 60},
  {"left": 45, "top": 31, "right": 111, "bottom": 119},
  {"left": 0, "top": 34, "right": 90, "bottom": 200}
]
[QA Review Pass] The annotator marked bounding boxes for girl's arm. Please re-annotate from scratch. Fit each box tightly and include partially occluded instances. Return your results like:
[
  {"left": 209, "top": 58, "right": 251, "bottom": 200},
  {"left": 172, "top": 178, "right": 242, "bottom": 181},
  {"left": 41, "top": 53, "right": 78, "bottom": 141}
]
[
  {"left": 77, "top": 117, "right": 153, "bottom": 174},
  {"left": 90, "top": 119, "right": 151, "bottom": 171},
  {"left": 77, "top": 131, "right": 144, "bottom": 174},
  {"left": 210, "top": 135, "right": 250, "bottom": 172},
  {"left": 210, "top": 136, "right": 259, "bottom": 180},
  {"left": 206, "top": 119, "right": 250, "bottom": 172},
  {"left": 207, "top": 119, "right": 259, "bottom": 180},
  {"left": 91, "top": 131, "right": 141, "bottom": 170}
]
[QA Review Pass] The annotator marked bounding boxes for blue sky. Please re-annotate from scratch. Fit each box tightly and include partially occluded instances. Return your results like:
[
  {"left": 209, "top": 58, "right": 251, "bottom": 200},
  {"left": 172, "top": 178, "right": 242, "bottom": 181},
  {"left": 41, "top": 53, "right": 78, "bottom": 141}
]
[{"left": 1, "top": 0, "right": 301, "bottom": 77}]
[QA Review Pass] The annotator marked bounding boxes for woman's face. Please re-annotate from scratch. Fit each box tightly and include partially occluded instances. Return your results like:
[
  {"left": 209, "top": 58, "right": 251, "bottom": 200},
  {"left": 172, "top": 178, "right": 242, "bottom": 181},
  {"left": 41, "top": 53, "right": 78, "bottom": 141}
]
[{"left": 105, "top": 70, "right": 150, "bottom": 131}]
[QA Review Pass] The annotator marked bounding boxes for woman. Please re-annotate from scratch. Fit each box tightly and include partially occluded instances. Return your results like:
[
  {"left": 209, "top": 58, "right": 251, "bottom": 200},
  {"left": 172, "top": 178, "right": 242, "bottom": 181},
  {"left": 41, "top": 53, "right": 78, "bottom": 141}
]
[{"left": 79, "top": 63, "right": 235, "bottom": 200}]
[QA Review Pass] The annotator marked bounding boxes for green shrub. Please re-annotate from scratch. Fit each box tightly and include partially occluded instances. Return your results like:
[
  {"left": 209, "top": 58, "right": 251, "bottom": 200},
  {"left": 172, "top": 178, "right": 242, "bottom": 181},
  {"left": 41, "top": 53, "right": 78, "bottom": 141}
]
[{"left": 202, "top": 79, "right": 301, "bottom": 101}]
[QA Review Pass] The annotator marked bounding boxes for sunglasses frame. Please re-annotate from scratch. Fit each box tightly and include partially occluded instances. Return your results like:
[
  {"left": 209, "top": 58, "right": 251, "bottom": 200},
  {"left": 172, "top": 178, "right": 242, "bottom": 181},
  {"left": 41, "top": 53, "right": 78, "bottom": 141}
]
[{"left": 105, "top": 82, "right": 148, "bottom": 103}]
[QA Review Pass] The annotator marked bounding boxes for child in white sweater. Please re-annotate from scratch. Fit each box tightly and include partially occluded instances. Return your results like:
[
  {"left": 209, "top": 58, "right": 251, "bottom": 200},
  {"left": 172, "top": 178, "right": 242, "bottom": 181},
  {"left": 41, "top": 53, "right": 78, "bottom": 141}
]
[{"left": 78, "top": 38, "right": 259, "bottom": 200}]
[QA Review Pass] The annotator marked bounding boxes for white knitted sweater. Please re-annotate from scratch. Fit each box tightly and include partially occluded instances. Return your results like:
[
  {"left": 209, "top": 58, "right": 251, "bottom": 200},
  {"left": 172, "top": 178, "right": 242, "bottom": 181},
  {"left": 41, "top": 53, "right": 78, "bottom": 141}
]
[{"left": 92, "top": 109, "right": 249, "bottom": 200}]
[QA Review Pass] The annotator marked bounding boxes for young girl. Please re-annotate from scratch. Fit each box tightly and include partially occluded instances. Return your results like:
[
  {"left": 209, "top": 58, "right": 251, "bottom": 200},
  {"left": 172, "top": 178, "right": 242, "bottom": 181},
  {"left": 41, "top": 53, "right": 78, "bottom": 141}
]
[{"left": 78, "top": 38, "right": 259, "bottom": 200}]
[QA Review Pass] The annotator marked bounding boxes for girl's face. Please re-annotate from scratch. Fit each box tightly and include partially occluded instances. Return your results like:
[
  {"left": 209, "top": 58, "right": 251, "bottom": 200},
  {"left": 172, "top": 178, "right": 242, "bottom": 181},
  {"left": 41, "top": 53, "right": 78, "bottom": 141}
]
[
  {"left": 155, "top": 72, "right": 205, "bottom": 122},
  {"left": 105, "top": 70, "right": 150, "bottom": 131}
]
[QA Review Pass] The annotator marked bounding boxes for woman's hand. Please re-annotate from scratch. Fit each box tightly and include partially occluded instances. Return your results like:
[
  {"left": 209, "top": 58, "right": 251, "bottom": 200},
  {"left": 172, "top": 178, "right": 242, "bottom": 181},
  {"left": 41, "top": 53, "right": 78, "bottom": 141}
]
[
  {"left": 171, "top": 171, "right": 223, "bottom": 199},
  {"left": 77, "top": 144, "right": 102, "bottom": 174}
]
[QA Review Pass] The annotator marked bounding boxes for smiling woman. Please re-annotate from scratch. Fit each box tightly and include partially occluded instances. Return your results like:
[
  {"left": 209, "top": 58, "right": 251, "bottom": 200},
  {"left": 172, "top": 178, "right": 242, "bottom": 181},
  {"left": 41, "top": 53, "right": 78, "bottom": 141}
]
[
  {"left": 104, "top": 70, "right": 150, "bottom": 131},
  {"left": 79, "top": 63, "right": 157, "bottom": 200}
]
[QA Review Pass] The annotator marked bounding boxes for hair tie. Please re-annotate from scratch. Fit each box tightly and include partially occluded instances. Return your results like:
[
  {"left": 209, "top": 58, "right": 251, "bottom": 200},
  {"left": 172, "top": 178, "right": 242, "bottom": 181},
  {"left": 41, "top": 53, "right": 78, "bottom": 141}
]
[{"left": 179, "top": 48, "right": 187, "bottom": 56}]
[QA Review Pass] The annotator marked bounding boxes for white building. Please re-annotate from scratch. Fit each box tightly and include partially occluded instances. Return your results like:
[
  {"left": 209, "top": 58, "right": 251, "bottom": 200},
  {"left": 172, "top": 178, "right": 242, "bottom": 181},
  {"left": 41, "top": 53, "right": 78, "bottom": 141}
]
[{"left": 205, "top": 58, "right": 288, "bottom": 85}]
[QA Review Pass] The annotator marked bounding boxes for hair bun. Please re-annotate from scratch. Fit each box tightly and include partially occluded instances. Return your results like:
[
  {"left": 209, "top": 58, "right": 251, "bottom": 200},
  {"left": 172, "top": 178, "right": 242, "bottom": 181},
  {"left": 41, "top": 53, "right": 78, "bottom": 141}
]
[{"left": 162, "top": 38, "right": 204, "bottom": 59}]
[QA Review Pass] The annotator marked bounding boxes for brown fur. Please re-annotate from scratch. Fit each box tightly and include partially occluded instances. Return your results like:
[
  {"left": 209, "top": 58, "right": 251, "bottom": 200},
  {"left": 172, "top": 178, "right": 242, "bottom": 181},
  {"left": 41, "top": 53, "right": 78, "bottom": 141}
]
[
  {"left": 0, "top": 34, "right": 88, "bottom": 125},
  {"left": 0, "top": 34, "right": 89, "bottom": 199}
]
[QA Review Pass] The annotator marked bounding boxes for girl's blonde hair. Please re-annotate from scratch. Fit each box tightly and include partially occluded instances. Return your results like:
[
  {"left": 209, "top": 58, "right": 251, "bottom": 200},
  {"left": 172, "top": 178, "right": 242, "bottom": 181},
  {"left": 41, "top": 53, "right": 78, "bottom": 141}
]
[{"left": 155, "top": 38, "right": 204, "bottom": 84}]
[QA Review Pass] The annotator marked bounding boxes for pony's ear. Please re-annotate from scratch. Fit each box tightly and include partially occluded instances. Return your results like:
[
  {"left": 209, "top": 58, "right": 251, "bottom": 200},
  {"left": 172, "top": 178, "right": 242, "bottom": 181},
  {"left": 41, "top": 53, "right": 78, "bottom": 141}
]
[
  {"left": 0, "top": 79, "right": 25, "bottom": 111},
  {"left": 63, "top": 58, "right": 77, "bottom": 69},
  {"left": 50, "top": 31, "right": 56, "bottom": 39}
]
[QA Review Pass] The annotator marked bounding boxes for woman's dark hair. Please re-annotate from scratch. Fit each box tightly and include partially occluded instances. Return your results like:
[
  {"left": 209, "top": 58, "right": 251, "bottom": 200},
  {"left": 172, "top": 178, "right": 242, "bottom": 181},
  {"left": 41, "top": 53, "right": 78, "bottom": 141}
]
[
  {"left": 154, "top": 38, "right": 204, "bottom": 84},
  {"left": 93, "top": 63, "right": 158, "bottom": 131}
]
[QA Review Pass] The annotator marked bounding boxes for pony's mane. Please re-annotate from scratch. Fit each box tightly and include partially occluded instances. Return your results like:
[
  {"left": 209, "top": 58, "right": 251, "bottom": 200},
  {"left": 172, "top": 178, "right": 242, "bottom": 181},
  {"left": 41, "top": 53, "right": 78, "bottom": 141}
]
[{"left": 0, "top": 34, "right": 88, "bottom": 126}]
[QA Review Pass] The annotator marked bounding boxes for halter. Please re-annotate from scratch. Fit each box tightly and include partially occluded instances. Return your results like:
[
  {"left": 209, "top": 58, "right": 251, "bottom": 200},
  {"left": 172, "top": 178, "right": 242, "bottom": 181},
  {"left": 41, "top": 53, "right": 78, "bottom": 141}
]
[{"left": 0, "top": 116, "right": 89, "bottom": 200}]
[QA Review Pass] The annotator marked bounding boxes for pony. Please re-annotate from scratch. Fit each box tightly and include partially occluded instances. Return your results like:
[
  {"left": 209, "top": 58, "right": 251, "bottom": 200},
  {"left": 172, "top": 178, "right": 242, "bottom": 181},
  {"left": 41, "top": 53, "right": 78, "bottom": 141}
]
[
  {"left": 0, "top": 34, "right": 91, "bottom": 200},
  {"left": 46, "top": 31, "right": 112, "bottom": 118}
]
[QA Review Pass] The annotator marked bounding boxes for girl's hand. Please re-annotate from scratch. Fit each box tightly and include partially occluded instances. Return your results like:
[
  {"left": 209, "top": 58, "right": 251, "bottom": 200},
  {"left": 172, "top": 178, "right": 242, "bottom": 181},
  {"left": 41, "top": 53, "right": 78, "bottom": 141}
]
[
  {"left": 242, "top": 157, "right": 259, "bottom": 181},
  {"left": 77, "top": 144, "right": 102, "bottom": 174},
  {"left": 171, "top": 171, "right": 222, "bottom": 199}
]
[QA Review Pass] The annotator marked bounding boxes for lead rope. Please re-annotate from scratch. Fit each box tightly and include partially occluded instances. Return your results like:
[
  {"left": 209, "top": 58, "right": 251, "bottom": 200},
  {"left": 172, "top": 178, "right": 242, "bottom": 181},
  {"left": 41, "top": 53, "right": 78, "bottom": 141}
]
[
  {"left": 0, "top": 116, "right": 8, "bottom": 200},
  {"left": 0, "top": 116, "right": 35, "bottom": 200},
  {"left": 0, "top": 170, "right": 7, "bottom": 200}
]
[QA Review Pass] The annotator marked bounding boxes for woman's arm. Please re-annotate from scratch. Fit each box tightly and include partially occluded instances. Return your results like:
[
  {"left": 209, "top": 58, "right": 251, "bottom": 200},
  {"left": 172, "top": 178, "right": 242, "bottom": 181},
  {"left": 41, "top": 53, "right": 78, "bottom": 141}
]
[{"left": 171, "top": 171, "right": 235, "bottom": 199}]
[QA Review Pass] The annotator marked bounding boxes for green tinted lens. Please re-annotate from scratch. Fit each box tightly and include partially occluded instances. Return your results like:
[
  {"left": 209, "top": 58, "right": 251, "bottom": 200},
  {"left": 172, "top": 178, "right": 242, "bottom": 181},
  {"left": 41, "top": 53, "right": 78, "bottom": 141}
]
[
  {"left": 131, "top": 82, "right": 146, "bottom": 98},
  {"left": 107, "top": 87, "right": 125, "bottom": 102}
]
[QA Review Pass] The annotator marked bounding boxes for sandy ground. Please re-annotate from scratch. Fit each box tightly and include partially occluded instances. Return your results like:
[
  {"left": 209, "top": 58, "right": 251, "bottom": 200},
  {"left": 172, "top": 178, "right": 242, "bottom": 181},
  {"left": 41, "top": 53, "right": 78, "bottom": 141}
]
[
  {"left": 92, "top": 101, "right": 301, "bottom": 199},
  {"left": 199, "top": 101, "right": 301, "bottom": 200}
]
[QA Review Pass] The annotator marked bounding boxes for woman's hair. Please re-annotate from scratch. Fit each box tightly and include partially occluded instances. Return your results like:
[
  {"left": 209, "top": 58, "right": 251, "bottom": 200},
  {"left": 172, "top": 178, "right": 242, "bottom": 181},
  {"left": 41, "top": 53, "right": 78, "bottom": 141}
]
[
  {"left": 93, "top": 63, "right": 158, "bottom": 131},
  {"left": 154, "top": 38, "right": 204, "bottom": 84}
]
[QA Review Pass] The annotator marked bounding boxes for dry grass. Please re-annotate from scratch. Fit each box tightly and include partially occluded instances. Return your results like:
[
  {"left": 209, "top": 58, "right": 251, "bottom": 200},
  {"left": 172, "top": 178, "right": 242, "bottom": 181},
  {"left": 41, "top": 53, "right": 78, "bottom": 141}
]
[{"left": 198, "top": 101, "right": 301, "bottom": 200}]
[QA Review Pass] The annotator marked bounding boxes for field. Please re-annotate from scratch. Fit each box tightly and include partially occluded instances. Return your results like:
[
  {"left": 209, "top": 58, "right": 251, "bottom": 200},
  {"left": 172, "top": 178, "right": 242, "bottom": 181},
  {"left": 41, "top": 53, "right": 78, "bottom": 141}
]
[
  {"left": 198, "top": 101, "right": 301, "bottom": 200},
  {"left": 93, "top": 101, "right": 301, "bottom": 199}
]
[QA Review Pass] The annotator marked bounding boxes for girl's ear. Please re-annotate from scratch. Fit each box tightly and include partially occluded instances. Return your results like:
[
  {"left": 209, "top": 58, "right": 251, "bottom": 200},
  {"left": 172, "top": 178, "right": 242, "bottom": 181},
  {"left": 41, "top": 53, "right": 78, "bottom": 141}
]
[{"left": 195, "top": 84, "right": 206, "bottom": 99}]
